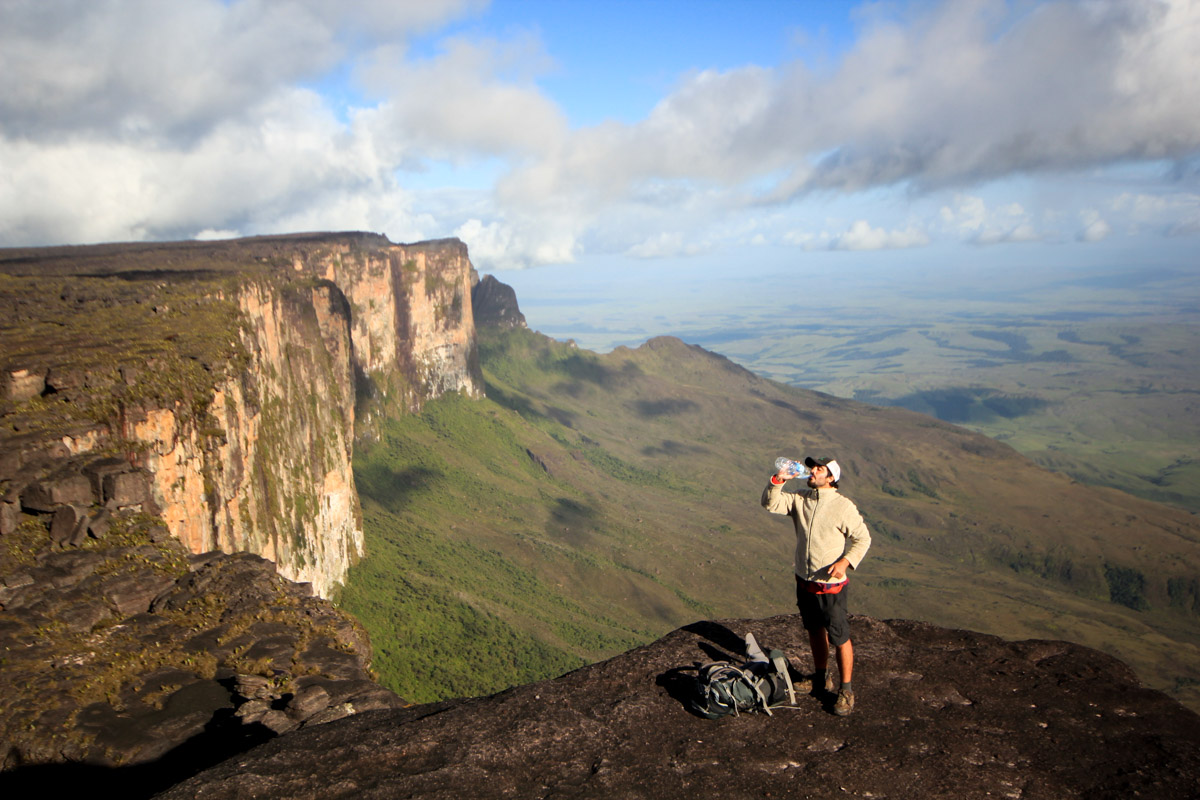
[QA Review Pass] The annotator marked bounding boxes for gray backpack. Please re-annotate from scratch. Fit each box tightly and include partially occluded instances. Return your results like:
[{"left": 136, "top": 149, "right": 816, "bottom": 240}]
[{"left": 688, "top": 635, "right": 797, "bottom": 719}]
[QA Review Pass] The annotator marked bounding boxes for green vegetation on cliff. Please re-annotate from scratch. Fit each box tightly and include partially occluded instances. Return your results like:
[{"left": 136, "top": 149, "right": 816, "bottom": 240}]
[{"left": 0, "top": 273, "right": 247, "bottom": 438}]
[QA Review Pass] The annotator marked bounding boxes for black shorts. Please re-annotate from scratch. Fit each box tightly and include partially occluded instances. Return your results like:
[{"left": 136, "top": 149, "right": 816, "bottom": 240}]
[{"left": 795, "top": 575, "right": 851, "bottom": 646}]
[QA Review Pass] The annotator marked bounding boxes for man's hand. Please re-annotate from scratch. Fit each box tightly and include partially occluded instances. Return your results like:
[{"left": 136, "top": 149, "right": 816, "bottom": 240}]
[{"left": 827, "top": 558, "right": 851, "bottom": 581}]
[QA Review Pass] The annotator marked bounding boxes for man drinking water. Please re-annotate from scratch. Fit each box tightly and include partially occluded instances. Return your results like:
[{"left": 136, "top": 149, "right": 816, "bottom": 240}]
[{"left": 761, "top": 456, "right": 871, "bottom": 716}]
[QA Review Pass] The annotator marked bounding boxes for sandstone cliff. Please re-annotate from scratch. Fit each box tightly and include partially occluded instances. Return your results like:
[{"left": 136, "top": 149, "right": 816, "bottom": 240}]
[
  {"left": 1, "top": 272, "right": 361, "bottom": 597},
  {"left": 298, "top": 236, "right": 483, "bottom": 427},
  {"left": 1, "top": 233, "right": 484, "bottom": 596}
]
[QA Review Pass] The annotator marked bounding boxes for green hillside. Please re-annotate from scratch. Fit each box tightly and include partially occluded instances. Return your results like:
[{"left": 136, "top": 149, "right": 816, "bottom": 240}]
[{"left": 339, "top": 326, "right": 1200, "bottom": 710}]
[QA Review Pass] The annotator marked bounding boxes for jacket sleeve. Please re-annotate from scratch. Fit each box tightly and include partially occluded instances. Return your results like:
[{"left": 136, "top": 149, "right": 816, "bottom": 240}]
[
  {"left": 761, "top": 477, "right": 795, "bottom": 516},
  {"left": 840, "top": 502, "right": 871, "bottom": 569}
]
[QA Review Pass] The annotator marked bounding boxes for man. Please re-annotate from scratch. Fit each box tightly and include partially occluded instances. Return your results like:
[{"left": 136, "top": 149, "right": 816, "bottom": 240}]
[{"left": 761, "top": 456, "right": 871, "bottom": 716}]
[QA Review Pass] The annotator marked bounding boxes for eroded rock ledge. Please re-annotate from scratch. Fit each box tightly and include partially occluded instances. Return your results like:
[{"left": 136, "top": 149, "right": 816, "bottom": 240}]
[
  {"left": 0, "top": 510, "right": 403, "bottom": 797},
  {"left": 161, "top": 613, "right": 1200, "bottom": 800}
]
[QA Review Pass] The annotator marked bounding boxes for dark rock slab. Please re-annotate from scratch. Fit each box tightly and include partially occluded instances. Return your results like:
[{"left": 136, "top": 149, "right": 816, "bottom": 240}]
[
  {"left": 0, "top": 502, "right": 19, "bottom": 535},
  {"left": 99, "top": 566, "right": 177, "bottom": 616},
  {"left": 75, "top": 679, "right": 235, "bottom": 766},
  {"left": 34, "top": 549, "right": 105, "bottom": 587},
  {"left": 49, "top": 505, "right": 87, "bottom": 543},
  {"left": 86, "top": 507, "right": 113, "bottom": 538},
  {"left": 103, "top": 469, "right": 151, "bottom": 508},
  {"left": 257, "top": 709, "right": 299, "bottom": 735},
  {"left": 152, "top": 552, "right": 280, "bottom": 616},
  {"left": 54, "top": 589, "right": 115, "bottom": 632},
  {"left": 81, "top": 457, "right": 129, "bottom": 498},
  {"left": 285, "top": 684, "right": 331, "bottom": 722},
  {"left": 22, "top": 471, "right": 95, "bottom": 512},
  {"left": 238, "top": 635, "right": 298, "bottom": 673},
  {"left": 159, "top": 614, "right": 1200, "bottom": 800},
  {"left": 299, "top": 638, "right": 367, "bottom": 681}
]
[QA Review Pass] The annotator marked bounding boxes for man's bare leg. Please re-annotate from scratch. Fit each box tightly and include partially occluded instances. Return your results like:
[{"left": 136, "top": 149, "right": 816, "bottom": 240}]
[
  {"left": 808, "top": 627, "right": 829, "bottom": 671},
  {"left": 835, "top": 639, "right": 853, "bottom": 684}
]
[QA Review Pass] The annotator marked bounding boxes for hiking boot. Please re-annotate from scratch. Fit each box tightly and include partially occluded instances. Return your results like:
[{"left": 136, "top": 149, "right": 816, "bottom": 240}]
[
  {"left": 833, "top": 689, "right": 855, "bottom": 716},
  {"left": 788, "top": 671, "right": 834, "bottom": 696}
]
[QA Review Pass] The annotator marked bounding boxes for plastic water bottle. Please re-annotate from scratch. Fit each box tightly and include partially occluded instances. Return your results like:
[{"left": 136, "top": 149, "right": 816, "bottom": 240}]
[{"left": 774, "top": 457, "right": 810, "bottom": 479}]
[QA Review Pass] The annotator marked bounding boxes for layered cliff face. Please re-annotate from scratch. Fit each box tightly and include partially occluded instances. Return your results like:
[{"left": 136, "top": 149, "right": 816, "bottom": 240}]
[
  {"left": 122, "top": 279, "right": 362, "bottom": 597},
  {"left": 295, "top": 236, "right": 483, "bottom": 429},
  {"left": 0, "top": 234, "right": 484, "bottom": 596},
  {"left": 1, "top": 274, "right": 362, "bottom": 596}
]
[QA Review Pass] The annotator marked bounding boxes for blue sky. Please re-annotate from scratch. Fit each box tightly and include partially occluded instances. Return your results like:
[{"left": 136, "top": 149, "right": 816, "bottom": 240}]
[
  {"left": 2, "top": 1, "right": 1198, "bottom": 345},
  {"left": 414, "top": 1, "right": 855, "bottom": 126}
]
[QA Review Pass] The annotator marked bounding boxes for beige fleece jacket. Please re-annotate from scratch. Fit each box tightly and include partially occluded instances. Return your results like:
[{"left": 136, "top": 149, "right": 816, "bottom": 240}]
[{"left": 761, "top": 480, "right": 871, "bottom": 583}]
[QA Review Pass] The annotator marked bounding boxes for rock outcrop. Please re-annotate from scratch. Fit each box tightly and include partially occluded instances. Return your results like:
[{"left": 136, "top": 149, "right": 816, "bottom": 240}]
[
  {"left": 0, "top": 509, "right": 404, "bottom": 798},
  {"left": 471, "top": 273, "right": 526, "bottom": 330},
  {"left": 159, "top": 613, "right": 1200, "bottom": 800}
]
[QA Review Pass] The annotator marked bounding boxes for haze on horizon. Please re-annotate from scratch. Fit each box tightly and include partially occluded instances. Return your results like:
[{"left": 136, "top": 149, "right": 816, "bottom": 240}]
[{"left": 2, "top": 0, "right": 1198, "bottom": 336}]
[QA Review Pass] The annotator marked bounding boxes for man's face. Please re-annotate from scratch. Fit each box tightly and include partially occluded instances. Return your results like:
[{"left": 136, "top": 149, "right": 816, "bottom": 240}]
[{"left": 807, "top": 464, "right": 833, "bottom": 488}]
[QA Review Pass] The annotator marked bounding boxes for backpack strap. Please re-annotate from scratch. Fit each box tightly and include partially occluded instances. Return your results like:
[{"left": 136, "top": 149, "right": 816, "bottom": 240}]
[{"left": 769, "top": 649, "right": 796, "bottom": 705}]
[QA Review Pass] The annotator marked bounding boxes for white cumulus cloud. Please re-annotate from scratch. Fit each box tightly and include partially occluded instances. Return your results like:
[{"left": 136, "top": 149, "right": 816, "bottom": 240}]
[
  {"left": 940, "top": 195, "right": 1042, "bottom": 245},
  {"left": 501, "top": 0, "right": 1200, "bottom": 211},
  {"left": 1112, "top": 190, "right": 1200, "bottom": 235},
  {"left": 625, "top": 232, "right": 709, "bottom": 259},
  {"left": 1077, "top": 209, "right": 1112, "bottom": 242},
  {"left": 829, "top": 220, "right": 930, "bottom": 251}
]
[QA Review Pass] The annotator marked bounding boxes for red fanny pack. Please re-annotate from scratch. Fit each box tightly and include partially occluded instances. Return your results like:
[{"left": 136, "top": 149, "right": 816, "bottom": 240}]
[{"left": 804, "top": 580, "right": 846, "bottom": 595}]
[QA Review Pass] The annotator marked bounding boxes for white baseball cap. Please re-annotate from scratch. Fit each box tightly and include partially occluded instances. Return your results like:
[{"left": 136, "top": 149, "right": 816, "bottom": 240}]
[{"left": 804, "top": 456, "right": 841, "bottom": 483}]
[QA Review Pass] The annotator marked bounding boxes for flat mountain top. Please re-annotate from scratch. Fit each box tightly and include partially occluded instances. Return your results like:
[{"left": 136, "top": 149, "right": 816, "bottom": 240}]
[
  {"left": 0, "top": 232, "right": 466, "bottom": 277},
  {"left": 160, "top": 613, "right": 1200, "bottom": 800}
]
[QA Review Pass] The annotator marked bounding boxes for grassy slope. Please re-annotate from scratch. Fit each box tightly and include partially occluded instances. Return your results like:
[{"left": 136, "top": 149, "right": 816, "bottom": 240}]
[{"left": 339, "top": 327, "right": 1200, "bottom": 709}]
